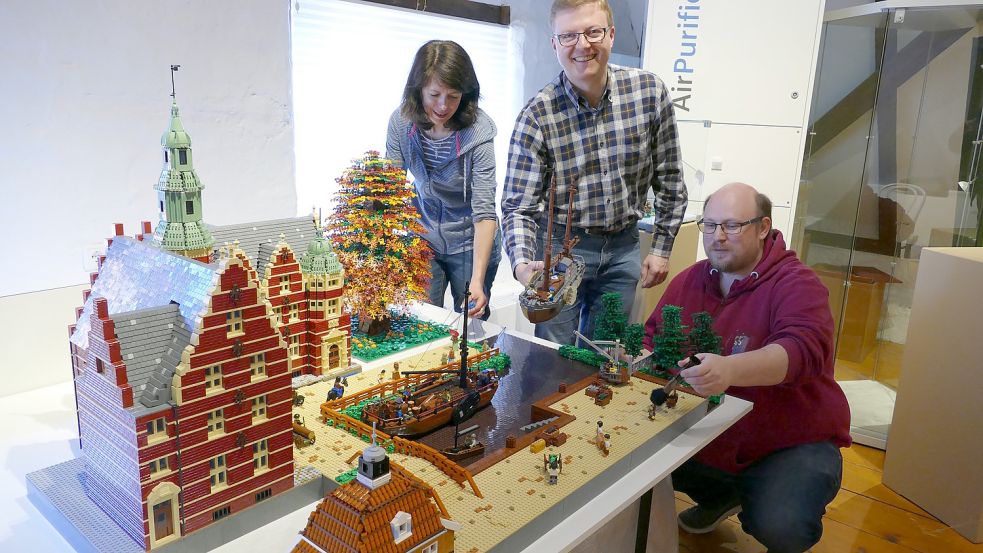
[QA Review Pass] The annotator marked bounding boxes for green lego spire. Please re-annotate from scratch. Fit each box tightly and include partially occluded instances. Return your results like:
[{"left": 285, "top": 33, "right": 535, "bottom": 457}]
[
  {"left": 300, "top": 222, "right": 342, "bottom": 275},
  {"left": 151, "top": 71, "right": 214, "bottom": 263}
]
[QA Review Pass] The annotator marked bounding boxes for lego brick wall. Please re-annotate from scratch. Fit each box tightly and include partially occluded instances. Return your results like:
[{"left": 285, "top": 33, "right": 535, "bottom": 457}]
[{"left": 0, "top": 0, "right": 296, "bottom": 297}]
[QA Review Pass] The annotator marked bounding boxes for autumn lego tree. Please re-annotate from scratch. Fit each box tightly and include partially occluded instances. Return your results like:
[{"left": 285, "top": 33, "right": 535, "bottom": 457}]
[
  {"left": 652, "top": 304, "right": 688, "bottom": 370},
  {"left": 689, "top": 311, "right": 722, "bottom": 355},
  {"left": 327, "top": 151, "right": 432, "bottom": 335}
]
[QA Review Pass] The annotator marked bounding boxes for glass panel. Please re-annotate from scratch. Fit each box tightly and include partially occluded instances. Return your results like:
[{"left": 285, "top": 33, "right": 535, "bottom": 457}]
[
  {"left": 795, "top": 6, "right": 983, "bottom": 448},
  {"left": 793, "top": 12, "right": 889, "bottom": 382},
  {"left": 867, "top": 7, "right": 983, "bottom": 388}
]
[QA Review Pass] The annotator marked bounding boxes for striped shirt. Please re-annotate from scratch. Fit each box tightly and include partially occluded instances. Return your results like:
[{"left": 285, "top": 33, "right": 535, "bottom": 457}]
[
  {"left": 502, "top": 64, "right": 688, "bottom": 269},
  {"left": 419, "top": 132, "right": 457, "bottom": 176}
]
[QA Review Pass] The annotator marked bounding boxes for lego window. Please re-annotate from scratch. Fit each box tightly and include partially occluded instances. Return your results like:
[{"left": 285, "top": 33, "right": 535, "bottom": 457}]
[
  {"left": 207, "top": 408, "right": 224, "bottom": 435},
  {"left": 292, "top": 0, "right": 514, "bottom": 215},
  {"left": 204, "top": 365, "right": 222, "bottom": 392},
  {"left": 390, "top": 511, "right": 412, "bottom": 544},
  {"left": 328, "top": 278, "right": 339, "bottom": 288},
  {"left": 178, "top": 149, "right": 188, "bottom": 165},
  {"left": 255, "top": 488, "right": 272, "bottom": 502},
  {"left": 226, "top": 309, "right": 243, "bottom": 335},
  {"left": 253, "top": 439, "right": 269, "bottom": 471},
  {"left": 290, "top": 335, "right": 300, "bottom": 359},
  {"left": 280, "top": 280, "right": 290, "bottom": 294},
  {"left": 327, "top": 298, "right": 339, "bottom": 316},
  {"left": 147, "top": 417, "right": 166, "bottom": 442},
  {"left": 290, "top": 303, "right": 300, "bottom": 321},
  {"left": 212, "top": 506, "right": 231, "bottom": 521},
  {"left": 209, "top": 455, "right": 227, "bottom": 489},
  {"left": 422, "top": 543, "right": 438, "bottom": 553},
  {"left": 250, "top": 353, "right": 266, "bottom": 379},
  {"left": 164, "top": 150, "right": 169, "bottom": 163},
  {"left": 159, "top": 200, "right": 164, "bottom": 213},
  {"left": 251, "top": 395, "right": 267, "bottom": 419},
  {"left": 96, "top": 358, "right": 105, "bottom": 373},
  {"left": 185, "top": 200, "right": 194, "bottom": 215},
  {"left": 149, "top": 456, "right": 169, "bottom": 475}
]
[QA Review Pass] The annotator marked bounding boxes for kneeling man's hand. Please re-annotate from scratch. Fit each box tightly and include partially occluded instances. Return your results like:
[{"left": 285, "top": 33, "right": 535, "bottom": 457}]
[{"left": 679, "top": 353, "right": 731, "bottom": 396}]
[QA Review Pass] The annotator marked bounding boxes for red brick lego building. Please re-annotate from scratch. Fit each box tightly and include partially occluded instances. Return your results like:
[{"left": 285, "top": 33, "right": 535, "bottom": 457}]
[{"left": 64, "top": 97, "right": 350, "bottom": 550}]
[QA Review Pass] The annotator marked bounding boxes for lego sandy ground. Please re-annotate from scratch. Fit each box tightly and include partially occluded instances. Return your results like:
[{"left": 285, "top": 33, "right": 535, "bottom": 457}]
[{"left": 291, "top": 345, "right": 701, "bottom": 553}]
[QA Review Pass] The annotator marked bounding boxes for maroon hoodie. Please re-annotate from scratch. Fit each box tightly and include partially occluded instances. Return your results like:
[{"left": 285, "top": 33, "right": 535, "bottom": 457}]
[{"left": 644, "top": 230, "right": 851, "bottom": 473}]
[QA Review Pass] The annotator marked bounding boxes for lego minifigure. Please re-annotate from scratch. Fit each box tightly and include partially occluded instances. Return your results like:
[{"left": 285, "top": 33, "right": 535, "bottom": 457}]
[
  {"left": 392, "top": 361, "right": 400, "bottom": 380},
  {"left": 544, "top": 453, "right": 562, "bottom": 484}
]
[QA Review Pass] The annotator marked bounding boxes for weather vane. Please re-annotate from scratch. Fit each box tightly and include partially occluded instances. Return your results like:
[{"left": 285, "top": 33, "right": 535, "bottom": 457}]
[{"left": 170, "top": 64, "right": 181, "bottom": 98}]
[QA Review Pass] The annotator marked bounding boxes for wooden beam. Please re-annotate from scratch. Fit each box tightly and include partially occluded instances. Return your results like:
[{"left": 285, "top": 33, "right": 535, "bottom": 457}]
[
  {"left": 359, "top": 0, "right": 510, "bottom": 26},
  {"left": 810, "top": 28, "right": 967, "bottom": 154}
]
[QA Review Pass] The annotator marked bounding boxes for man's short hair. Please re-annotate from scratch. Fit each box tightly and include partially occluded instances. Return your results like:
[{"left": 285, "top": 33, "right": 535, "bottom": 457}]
[
  {"left": 703, "top": 189, "right": 773, "bottom": 220},
  {"left": 550, "top": 0, "right": 614, "bottom": 27},
  {"left": 400, "top": 40, "right": 480, "bottom": 132}
]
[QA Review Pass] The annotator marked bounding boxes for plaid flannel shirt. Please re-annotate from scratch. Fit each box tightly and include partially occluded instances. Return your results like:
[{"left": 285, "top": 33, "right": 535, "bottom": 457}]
[{"left": 501, "top": 65, "right": 687, "bottom": 270}]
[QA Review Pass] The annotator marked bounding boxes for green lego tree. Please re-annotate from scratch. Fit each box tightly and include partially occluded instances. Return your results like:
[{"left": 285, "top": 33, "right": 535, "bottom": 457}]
[
  {"left": 593, "top": 292, "right": 628, "bottom": 342},
  {"left": 652, "top": 305, "right": 688, "bottom": 370},
  {"left": 623, "top": 323, "right": 644, "bottom": 357},
  {"left": 689, "top": 311, "right": 722, "bottom": 354}
]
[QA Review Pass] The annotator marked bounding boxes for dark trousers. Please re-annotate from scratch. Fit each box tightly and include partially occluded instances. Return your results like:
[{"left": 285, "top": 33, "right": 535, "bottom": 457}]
[{"left": 672, "top": 441, "right": 843, "bottom": 553}]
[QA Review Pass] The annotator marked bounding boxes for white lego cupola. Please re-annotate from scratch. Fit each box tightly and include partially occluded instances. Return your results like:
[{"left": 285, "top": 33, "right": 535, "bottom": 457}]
[{"left": 356, "top": 423, "right": 391, "bottom": 489}]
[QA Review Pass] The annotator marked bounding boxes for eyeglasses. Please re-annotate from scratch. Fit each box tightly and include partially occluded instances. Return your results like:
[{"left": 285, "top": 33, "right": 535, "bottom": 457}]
[
  {"left": 697, "top": 216, "right": 764, "bottom": 235},
  {"left": 553, "top": 27, "right": 609, "bottom": 47}
]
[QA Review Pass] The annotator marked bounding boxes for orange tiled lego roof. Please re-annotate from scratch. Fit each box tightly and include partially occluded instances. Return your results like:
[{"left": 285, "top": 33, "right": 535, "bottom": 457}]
[{"left": 292, "top": 462, "right": 452, "bottom": 553}]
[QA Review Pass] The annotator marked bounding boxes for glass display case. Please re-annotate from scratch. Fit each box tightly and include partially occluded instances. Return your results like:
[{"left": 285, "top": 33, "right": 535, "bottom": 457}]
[{"left": 793, "top": 2, "right": 983, "bottom": 447}]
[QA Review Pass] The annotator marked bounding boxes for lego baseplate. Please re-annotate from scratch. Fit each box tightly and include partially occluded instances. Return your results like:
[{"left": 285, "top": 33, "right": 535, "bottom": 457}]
[
  {"left": 291, "top": 327, "right": 713, "bottom": 553},
  {"left": 26, "top": 459, "right": 332, "bottom": 553}
]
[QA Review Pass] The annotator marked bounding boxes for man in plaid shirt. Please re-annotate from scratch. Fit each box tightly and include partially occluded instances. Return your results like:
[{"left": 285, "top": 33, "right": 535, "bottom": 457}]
[{"left": 502, "top": 0, "right": 688, "bottom": 343}]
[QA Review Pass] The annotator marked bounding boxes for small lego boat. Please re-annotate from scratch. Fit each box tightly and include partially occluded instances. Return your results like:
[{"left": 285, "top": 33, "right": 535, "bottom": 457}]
[
  {"left": 519, "top": 172, "right": 585, "bottom": 324},
  {"left": 442, "top": 441, "right": 485, "bottom": 461}
]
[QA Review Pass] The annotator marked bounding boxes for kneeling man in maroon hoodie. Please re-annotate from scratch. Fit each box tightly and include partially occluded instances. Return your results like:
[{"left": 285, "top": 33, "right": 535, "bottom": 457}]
[{"left": 643, "top": 182, "right": 851, "bottom": 553}]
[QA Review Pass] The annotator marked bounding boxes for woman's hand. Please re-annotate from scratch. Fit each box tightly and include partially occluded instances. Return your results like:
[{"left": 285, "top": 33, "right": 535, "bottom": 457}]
[{"left": 466, "top": 281, "right": 488, "bottom": 317}]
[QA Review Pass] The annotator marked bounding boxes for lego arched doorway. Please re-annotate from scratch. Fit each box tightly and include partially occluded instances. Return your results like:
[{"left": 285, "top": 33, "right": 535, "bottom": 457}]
[
  {"left": 328, "top": 344, "right": 340, "bottom": 369},
  {"left": 147, "top": 481, "right": 181, "bottom": 548}
]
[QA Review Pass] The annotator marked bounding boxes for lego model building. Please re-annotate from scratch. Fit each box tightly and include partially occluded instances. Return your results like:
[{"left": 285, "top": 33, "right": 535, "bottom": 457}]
[
  {"left": 210, "top": 217, "right": 353, "bottom": 379},
  {"left": 292, "top": 431, "right": 460, "bottom": 553},
  {"left": 326, "top": 151, "right": 432, "bottom": 336},
  {"left": 57, "top": 89, "right": 350, "bottom": 551}
]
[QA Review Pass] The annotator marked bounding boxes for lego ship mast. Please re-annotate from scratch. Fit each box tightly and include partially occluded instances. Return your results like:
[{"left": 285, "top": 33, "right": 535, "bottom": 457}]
[
  {"left": 563, "top": 182, "right": 579, "bottom": 253},
  {"left": 539, "top": 173, "right": 557, "bottom": 295}
]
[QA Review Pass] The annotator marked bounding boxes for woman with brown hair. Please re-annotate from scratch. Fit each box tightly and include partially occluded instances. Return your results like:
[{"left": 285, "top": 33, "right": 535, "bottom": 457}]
[{"left": 386, "top": 40, "right": 500, "bottom": 319}]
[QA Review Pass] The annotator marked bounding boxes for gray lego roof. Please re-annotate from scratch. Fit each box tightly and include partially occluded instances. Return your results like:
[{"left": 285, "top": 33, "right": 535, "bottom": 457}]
[
  {"left": 110, "top": 304, "right": 192, "bottom": 412},
  {"left": 209, "top": 216, "right": 317, "bottom": 274},
  {"left": 255, "top": 240, "right": 279, "bottom": 278},
  {"left": 70, "top": 237, "right": 220, "bottom": 353}
]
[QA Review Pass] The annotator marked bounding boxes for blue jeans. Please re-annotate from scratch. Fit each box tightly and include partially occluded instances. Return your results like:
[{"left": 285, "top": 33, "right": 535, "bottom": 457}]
[
  {"left": 427, "top": 238, "right": 502, "bottom": 321},
  {"left": 533, "top": 225, "right": 641, "bottom": 345},
  {"left": 672, "top": 441, "right": 843, "bottom": 553}
]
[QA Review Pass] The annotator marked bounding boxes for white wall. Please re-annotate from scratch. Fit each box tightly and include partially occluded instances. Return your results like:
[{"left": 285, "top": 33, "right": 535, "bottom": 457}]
[
  {"left": 0, "top": 0, "right": 296, "bottom": 297},
  {"left": 643, "top": 0, "right": 827, "bottom": 260}
]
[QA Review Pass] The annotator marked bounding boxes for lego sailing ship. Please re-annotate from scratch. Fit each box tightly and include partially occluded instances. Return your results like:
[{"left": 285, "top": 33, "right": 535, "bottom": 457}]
[
  {"left": 519, "top": 172, "right": 586, "bottom": 323},
  {"left": 360, "top": 289, "right": 500, "bottom": 437}
]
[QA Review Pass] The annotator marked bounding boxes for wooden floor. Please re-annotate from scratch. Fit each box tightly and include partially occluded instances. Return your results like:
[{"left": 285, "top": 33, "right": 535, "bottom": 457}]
[{"left": 675, "top": 443, "right": 983, "bottom": 552}]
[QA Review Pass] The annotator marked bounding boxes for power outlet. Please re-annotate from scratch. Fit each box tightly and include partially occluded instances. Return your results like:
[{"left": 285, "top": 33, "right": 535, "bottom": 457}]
[{"left": 82, "top": 243, "right": 105, "bottom": 273}]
